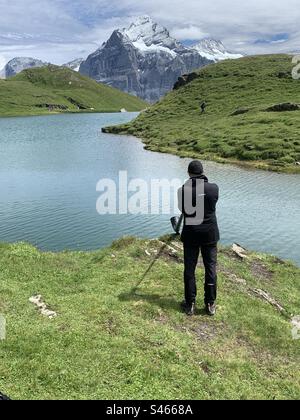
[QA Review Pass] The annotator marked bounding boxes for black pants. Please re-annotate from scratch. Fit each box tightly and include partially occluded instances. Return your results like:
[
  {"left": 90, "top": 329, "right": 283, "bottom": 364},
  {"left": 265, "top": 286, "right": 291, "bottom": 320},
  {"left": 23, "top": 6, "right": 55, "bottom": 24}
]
[{"left": 184, "top": 243, "right": 217, "bottom": 305}]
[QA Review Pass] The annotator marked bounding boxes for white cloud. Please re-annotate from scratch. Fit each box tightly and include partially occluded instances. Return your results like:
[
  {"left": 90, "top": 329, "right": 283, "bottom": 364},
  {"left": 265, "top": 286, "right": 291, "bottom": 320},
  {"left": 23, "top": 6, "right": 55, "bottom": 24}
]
[
  {"left": 0, "top": 54, "right": 7, "bottom": 70},
  {"left": 0, "top": 0, "right": 299, "bottom": 65},
  {"left": 171, "top": 26, "right": 208, "bottom": 41}
]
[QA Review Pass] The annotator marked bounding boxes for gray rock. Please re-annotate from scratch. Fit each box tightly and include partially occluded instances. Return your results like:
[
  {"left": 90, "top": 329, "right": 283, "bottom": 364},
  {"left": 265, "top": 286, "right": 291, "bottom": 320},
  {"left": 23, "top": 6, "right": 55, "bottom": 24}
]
[
  {"left": 276, "top": 71, "right": 291, "bottom": 79},
  {"left": 35, "top": 103, "right": 69, "bottom": 111},
  {"left": 173, "top": 72, "right": 199, "bottom": 90},
  {"left": 231, "top": 108, "right": 249, "bottom": 116},
  {"left": 266, "top": 103, "right": 300, "bottom": 112}
]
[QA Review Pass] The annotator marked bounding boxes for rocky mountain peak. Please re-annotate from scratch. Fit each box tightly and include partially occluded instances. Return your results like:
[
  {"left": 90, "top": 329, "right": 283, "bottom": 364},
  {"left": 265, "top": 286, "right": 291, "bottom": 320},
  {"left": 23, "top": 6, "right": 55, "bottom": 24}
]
[
  {"left": 122, "top": 16, "right": 170, "bottom": 44},
  {"left": 79, "top": 17, "right": 244, "bottom": 102},
  {"left": 119, "top": 16, "right": 180, "bottom": 53}
]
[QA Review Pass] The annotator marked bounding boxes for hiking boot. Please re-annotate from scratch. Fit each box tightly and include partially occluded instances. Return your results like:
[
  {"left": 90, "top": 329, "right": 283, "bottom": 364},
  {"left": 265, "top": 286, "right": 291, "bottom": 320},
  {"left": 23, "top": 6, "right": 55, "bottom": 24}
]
[
  {"left": 181, "top": 300, "right": 195, "bottom": 316},
  {"left": 206, "top": 302, "right": 216, "bottom": 316}
]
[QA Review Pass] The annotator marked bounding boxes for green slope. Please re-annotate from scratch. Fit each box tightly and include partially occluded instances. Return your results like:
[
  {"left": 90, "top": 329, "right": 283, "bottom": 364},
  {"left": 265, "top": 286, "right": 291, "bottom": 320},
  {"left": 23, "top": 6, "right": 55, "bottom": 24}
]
[
  {"left": 0, "top": 237, "right": 299, "bottom": 400},
  {"left": 104, "top": 55, "right": 300, "bottom": 173},
  {"left": 0, "top": 65, "right": 147, "bottom": 117}
]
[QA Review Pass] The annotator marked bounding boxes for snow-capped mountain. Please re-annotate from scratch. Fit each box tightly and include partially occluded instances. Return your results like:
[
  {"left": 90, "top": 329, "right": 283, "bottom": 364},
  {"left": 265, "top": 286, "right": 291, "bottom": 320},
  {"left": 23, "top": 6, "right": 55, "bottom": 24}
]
[
  {"left": 63, "top": 58, "right": 84, "bottom": 72},
  {"left": 0, "top": 19, "right": 244, "bottom": 100},
  {"left": 0, "top": 57, "right": 49, "bottom": 78},
  {"left": 80, "top": 16, "right": 211, "bottom": 102},
  {"left": 121, "top": 15, "right": 181, "bottom": 55},
  {"left": 193, "top": 39, "right": 243, "bottom": 62}
]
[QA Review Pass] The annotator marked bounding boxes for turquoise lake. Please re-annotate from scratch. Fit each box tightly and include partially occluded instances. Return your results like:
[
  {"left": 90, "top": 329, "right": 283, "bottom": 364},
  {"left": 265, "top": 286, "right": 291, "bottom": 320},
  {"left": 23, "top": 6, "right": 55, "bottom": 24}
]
[{"left": 0, "top": 112, "right": 299, "bottom": 265}]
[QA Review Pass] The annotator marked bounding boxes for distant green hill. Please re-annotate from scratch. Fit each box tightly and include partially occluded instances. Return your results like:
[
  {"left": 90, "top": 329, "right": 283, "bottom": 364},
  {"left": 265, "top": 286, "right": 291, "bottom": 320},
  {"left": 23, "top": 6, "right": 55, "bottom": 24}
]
[
  {"left": 0, "top": 65, "right": 147, "bottom": 116},
  {"left": 104, "top": 55, "right": 300, "bottom": 173}
]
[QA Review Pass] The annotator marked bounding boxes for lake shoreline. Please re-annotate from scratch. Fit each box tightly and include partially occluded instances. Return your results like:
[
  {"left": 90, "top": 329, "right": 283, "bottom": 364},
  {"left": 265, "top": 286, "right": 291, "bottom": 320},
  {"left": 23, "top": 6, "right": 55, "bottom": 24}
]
[
  {"left": 0, "top": 237, "right": 298, "bottom": 267},
  {"left": 0, "top": 109, "right": 131, "bottom": 119},
  {"left": 101, "top": 55, "right": 300, "bottom": 175},
  {"left": 102, "top": 126, "right": 300, "bottom": 175},
  {"left": 3, "top": 108, "right": 299, "bottom": 174}
]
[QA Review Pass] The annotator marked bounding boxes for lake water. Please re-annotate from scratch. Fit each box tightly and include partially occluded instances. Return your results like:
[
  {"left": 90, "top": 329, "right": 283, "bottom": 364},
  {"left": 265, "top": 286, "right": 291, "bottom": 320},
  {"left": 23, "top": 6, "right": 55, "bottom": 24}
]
[{"left": 0, "top": 113, "right": 299, "bottom": 265}]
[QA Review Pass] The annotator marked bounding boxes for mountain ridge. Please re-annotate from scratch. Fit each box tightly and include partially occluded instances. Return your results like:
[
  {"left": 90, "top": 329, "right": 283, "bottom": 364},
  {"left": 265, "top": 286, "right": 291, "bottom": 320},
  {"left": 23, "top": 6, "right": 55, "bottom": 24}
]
[{"left": 0, "top": 57, "right": 49, "bottom": 79}]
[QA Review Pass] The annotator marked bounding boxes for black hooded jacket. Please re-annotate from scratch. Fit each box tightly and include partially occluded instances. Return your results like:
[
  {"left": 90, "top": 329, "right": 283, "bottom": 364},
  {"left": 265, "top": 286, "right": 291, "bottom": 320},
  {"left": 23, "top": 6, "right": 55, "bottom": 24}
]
[{"left": 178, "top": 175, "right": 220, "bottom": 246}]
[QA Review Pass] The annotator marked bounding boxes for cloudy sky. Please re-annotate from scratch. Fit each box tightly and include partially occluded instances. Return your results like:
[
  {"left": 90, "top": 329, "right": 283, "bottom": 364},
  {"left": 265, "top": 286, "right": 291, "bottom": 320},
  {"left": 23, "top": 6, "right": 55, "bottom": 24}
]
[{"left": 0, "top": 0, "right": 299, "bottom": 68}]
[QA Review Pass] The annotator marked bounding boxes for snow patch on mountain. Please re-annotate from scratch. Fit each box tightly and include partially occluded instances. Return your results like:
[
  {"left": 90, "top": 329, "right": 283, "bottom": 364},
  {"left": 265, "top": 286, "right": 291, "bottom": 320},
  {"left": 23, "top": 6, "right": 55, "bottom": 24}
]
[
  {"left": 193, "top": 39, "right": 243, "bottom": 62},
  {"left": 63, "top": 58, "right": 84, "bottom": 72},
  {"left": 121, "top": 16, "right": 180, "bottom": 57}
]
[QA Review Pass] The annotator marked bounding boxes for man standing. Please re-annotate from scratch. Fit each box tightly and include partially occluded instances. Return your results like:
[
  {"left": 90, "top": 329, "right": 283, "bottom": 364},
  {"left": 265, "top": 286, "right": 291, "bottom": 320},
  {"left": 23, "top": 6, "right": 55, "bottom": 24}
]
[{"left": 178, "top": 160, "right": 220, "bottom": 316}]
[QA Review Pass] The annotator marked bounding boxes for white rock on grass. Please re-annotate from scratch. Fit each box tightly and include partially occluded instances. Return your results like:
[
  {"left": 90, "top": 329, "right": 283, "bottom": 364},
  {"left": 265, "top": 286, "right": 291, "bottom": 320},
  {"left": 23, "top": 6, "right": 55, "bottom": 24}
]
[
  {"left": 291, "top": 316, "right": 300, "bottom": 340},
  {"left": 232, "top": 243, "right": 248, "bottom": 260},
  {"left": 29, "top": 295, "right": 57, "bottom": 319}
]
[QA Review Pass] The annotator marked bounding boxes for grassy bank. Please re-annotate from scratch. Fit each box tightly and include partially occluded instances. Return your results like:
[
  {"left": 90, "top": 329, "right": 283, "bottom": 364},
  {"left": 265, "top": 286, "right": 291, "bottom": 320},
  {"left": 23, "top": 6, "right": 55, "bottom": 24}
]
[
  {"left": 104, "top": 55, "right": 300, "bottom": 173},
  {"left": 0, "top": 237, "right": 299, "bottom": 400},
  {"left": 0, "top": 65, "right": 147, "bottom": 117}
]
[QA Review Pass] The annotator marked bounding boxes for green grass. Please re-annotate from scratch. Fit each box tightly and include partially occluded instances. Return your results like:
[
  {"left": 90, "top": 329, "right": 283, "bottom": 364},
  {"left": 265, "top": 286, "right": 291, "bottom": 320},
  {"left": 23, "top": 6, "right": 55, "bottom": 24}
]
[
  {"left": 0, "top": 237, "right": 299, "bottom": 400},
  {"left": 0, "top": 65, "right": 147, "bottom": 117},
  {"left": 104, "top": 55, "right": 300, "bottom": 173}
]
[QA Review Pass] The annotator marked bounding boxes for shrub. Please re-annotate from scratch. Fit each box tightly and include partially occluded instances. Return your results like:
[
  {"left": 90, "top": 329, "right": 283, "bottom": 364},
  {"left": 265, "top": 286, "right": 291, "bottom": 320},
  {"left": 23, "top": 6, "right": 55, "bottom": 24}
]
[
  {"left": 261, "top": 149, "right": 285, "bottom": 160},
  {"left": 279, "top": 156, "right": 295, "bottom": 164}
]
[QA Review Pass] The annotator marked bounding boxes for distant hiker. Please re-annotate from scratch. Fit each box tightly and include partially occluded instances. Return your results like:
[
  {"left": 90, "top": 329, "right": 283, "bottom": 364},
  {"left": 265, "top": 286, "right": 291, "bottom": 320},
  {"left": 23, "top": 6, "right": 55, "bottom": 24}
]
[
  {"left": 178, "top": 160, "right": 220, "bottom": 316},
  {"left": 200, "top": 101, "right": 207, "bottom": 114}
]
